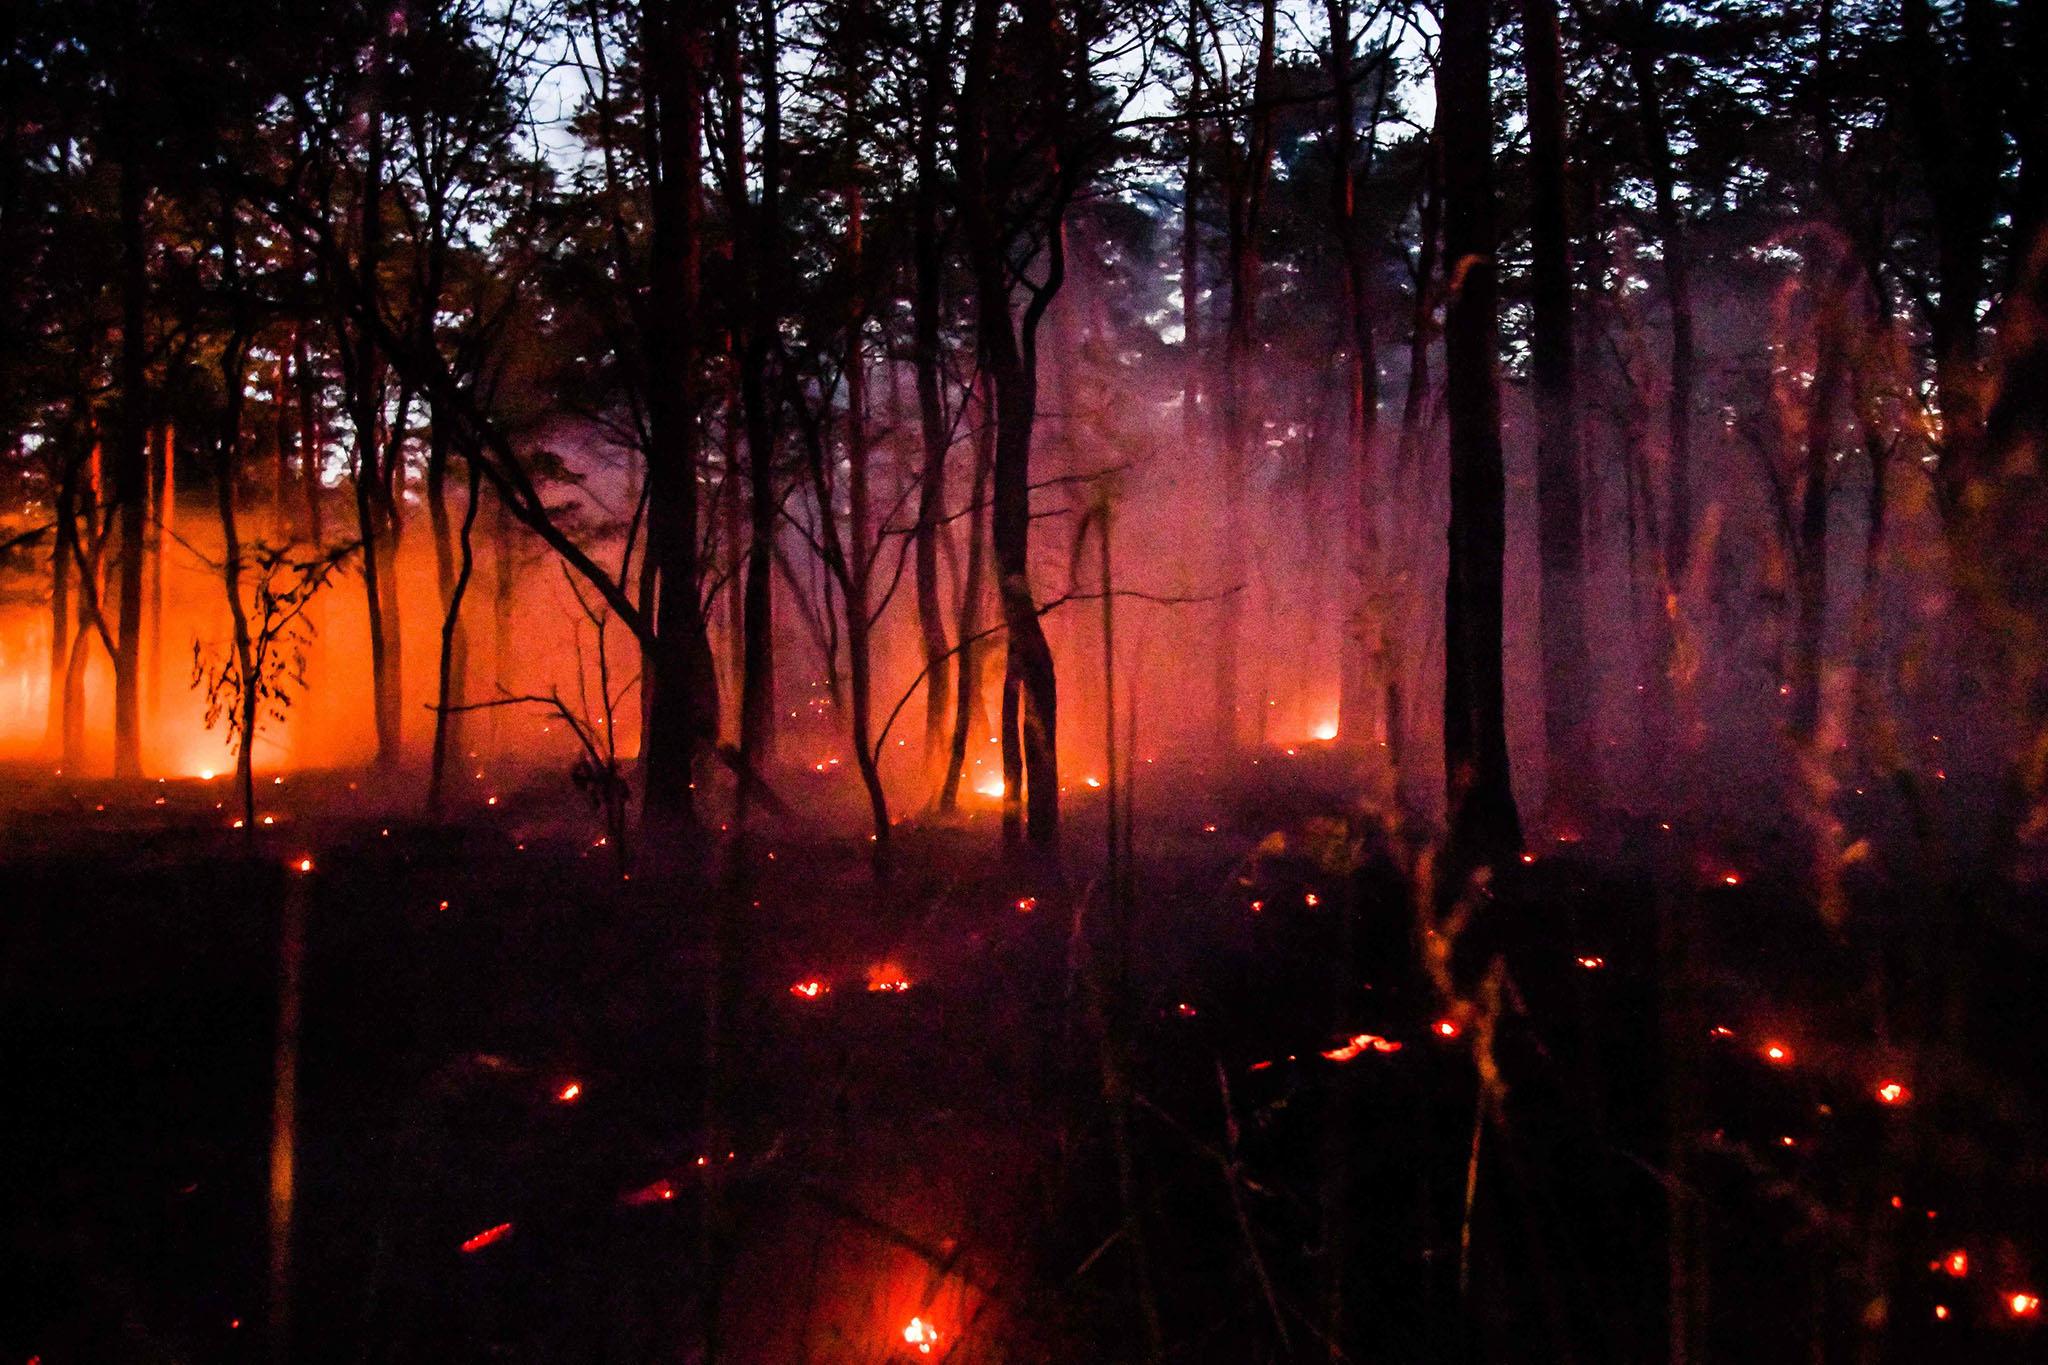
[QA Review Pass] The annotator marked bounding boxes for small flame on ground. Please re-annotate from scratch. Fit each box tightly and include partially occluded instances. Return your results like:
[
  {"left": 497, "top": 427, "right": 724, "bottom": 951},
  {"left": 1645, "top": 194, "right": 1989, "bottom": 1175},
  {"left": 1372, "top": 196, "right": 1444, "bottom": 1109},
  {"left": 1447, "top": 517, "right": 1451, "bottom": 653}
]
[
  {"left": 293, "top": 856, "right": 314, "bottom": 874},
  {"left": 1763, "top": 1042, "right": 1793, "bottom": 1065},
  {"left": 790, "top": 979, "right": 829, "bottom": 999},
  {"left": 460, "top": 1222, "right": 513, "bottom": 1253},
  {"left": 1876, "top": 1080, "right": 1908, "bottom": 1105},
  {"left": 974, "top": 774, "right": 1005, "bottom": 798},
  {"left": 557, "top": 1082, "right": 582, "bottom": 1102},
  {"left": 2011, "top": 1293, "right": 2041, "bottom": 1318},
  {"left": 1310, "top": 720, "right": 1338, "bottom": 741},
  {"left": 866, "top": 964, "right": 911, "bottom": 993},
  {"left": 1322, "top": 1033, "right": 1402, "bottom": 1062},
  {"left": 903, "top": 1317, "right": 940, "bottom": 1354},
  {"left": 1016, "top": 896, "right": 1037, "bottom": 912},
  {"left": 1576, "top": 955, "right": 1605, "bottom": 970},
  {"left": 1939, "top": 1250, "right": 1968, "bottom": 1278},
  {"left": 1434, "top": 1019, "right": 1461, "bottom": 1039}
]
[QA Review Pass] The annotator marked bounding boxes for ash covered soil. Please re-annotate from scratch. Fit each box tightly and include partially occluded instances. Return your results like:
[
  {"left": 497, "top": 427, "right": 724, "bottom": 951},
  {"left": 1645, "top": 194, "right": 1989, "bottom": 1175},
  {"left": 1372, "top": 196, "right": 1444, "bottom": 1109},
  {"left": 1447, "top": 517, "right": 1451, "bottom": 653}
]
[{"left": 1, "top": 754, "right": 2044, "bottom": 1364}]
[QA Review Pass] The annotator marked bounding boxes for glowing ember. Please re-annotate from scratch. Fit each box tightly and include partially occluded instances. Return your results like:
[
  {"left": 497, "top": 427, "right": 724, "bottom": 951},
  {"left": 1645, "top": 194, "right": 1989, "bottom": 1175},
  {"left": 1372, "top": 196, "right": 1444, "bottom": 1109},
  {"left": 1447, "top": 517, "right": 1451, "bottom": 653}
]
[
  {"left": 1433, "top": 1018, "right": 1461, "bottom": 1039},
  {"left": 1304, "top": 893, "right": 1320, "bottom": 907},
  {"left": 1709, "top": 1026, "right": 1736, "bottom": 1038},
  {"left": 1934, "top": 1305, "right": 1950, "bottom": 1321},
  {"left": 557, "top": 1082, "right": 582, "bottom": 1102},
  {"left": 1876, "top": 1080, "right": 1908, "bottom": 1105},
  {"left": 1721, "top": 872, "right": 1740, "bottom": 886},
  {"left": 790, "top": 979, "right": 830, "bottom": 999},
  {"left": 2011, "top": 1293, "right": 2040, "bottom": 1318},
  {"left": 1520, "top": 853, "right": 1535, "bottom": 864},
  {"left": 1576, "top": 955, "right": 1605, "bottom": 970},
  {"left": 1016, "top": 896, "right": 1038, "bottom": 912},
  {"left": 902, "top": 1317, "right": 940, "bottom": 1354},
  {"left": 1762, "top": 1042, "right": 1793, "bottom": 1065},
  {"left": 460, "top": 1222, "right": 514, "bottom": 1253},
  {"left": 866, "top": 964, "right": 911, "bottom": 993},
  {"left": 1175, "top": 1002, "right": 1197, "bottom": 1017},
  {"left": 1940, "top": 1250, "right": 1968, "bottom": 1278},
  {"left": 1321, "top": 1032, "right": 1402, "bottom": 1062},
  {"left": 623, "top": 1177, "right": 676, "bottom": 1205}
]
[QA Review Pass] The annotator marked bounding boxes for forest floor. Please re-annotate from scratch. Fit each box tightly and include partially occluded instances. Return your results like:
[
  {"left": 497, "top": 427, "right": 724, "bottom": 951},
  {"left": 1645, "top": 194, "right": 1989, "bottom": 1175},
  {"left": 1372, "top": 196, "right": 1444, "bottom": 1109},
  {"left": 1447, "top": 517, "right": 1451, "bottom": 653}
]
[{"left": 1, "top": 748, "right": 2044, "bottom": 1363}]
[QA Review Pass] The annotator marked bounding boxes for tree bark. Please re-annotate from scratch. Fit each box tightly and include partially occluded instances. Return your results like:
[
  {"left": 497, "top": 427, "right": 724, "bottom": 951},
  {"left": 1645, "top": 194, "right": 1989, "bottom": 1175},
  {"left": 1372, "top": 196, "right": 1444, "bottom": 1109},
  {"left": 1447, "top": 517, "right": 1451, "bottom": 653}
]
[
  {"left": 113, "top": 135, "right": 148, "bottom": 777},
  {"left": 1523, "top": 0, "right": 1595, "bottom": 821},
  {"left": 1439, "top": 0, "right": 1522, "bottom": 868},
  {"left": 640, "top": 0, "right": 720, "bottom": 823}
]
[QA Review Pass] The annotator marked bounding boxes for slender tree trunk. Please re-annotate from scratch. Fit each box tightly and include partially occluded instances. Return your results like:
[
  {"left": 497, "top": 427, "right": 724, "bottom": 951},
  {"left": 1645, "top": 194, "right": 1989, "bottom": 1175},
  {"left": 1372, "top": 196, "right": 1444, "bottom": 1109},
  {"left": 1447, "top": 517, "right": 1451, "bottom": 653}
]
[
  {"left": 1524, "top": 0, "right": 1595, "bottom": 822},
  {"left": 294, "top": 331, "right": 321, "bottom": 544},
  {"left": 910, "top": 3, "right": 957, "bottom": 790},
  {"left": 958, "top": 0, "right": 1061, "bottom": 846},
  {"left": 939, "top": 381, "right": 996, "bottom": 812},
  {"left": 1629, "top": 7, "right": 1697, "bottom": 766},
  {"left": 428, "top": 456, "right": 482, "bottom": 810},
  {"left": 733, "top": 0, "right": 781, "bottom": 786},
  {"left": 113, "top": 139, "right": 148, "bottom": 778},
  {"left": 843, "top": 186, "right": 893, "bottom": 872},
  {"left": 641, "top": 0, "right": 719, "bottom": 823},
  {"left": 144, "top": 424, "right": 165, "bottom": 730},
  {"left": 1214, "top": 0, "right": 1277, "bottom": 753},
  {"left": 426, "top": 418, "right": 470, "bottom": 797},
  {"left": 351, "top": 36, "right": 400, "bottom": 770},
  {"left": 47, "top": 458, "right": 75, "bottom": 751},
  {"left": 1440, "top": 0, "right": 1522, "bottom": 868},
  {"left": 1329, "top": 0, "right": 1386, "bottom": 755}
]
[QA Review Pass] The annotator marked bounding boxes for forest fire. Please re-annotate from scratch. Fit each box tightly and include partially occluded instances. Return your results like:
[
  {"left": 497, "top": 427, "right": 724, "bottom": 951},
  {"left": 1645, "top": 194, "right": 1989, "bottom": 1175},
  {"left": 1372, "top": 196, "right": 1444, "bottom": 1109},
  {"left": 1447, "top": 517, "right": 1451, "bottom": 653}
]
[{"left": 4, "top": 0, "right": 2046, "bottom": 1359}]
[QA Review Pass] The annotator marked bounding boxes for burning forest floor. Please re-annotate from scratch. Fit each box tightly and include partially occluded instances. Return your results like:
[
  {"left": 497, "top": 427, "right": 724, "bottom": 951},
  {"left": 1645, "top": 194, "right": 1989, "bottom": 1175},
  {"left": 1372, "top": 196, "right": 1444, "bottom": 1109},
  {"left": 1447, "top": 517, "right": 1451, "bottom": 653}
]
[{"left": 1, "top": 751, "right": 2045, "bottom": 1363}]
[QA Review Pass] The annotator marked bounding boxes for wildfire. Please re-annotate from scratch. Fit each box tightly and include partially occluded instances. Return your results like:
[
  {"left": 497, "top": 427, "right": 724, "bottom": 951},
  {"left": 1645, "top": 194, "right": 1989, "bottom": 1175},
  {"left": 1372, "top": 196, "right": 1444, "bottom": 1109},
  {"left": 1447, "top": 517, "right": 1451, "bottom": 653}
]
[
  {"left": 790, "top": 979, "right": 830, "bottom": 999},
  {"left": 902, "top": 1317, "right": 940, "bottom": 1354},
  {"left": 1876, "top": 1080, "right": 1908, "bottom": 1105},
  {"left": 1310, "top": 720, "right": 1338, "bottom": 741},
  {"left": 557, "top": 1081, "right": 582, "bottom": 1102},
  {"left": 974, "top": 774, "right": 1005, "bottom": 799},
  {"left": 2011, "top": 1293, "right": 2041, "bottom": 1318}
]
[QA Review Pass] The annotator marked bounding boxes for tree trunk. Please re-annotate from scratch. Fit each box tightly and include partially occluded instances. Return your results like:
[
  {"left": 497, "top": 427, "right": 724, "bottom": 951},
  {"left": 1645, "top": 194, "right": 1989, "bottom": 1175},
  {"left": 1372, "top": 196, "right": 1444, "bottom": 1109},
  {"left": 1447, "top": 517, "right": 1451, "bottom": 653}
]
[
  {"left": 428, "top": 454, "right": 482, "bottom": 810},
  {"left": 1214, "top": 0, "right": 1277, "bottom": 753},
  {"left": 939, "top": 380, "right": 996, "bottom": 812},
  {"left": 47, "top": 455, "right": 75, "bottom": 752},
  {"left": 1523, "top": 0, "right": 1595, "bottom": 822},
  {"left": 732, "top": 0, "right": 781, "bottom": 787},
  {"left": 641, "top": 0, "right": 719, "bottom": 824},
  {"left": 351, "top": 36, "right": 401, "bottom": 769},
  {"left": 113, "top": 140, "right": 147, "bottom": 778},
  {"left": 910, "top": 0, "right": 960, "bottom": 793},
  {"left": 958, "top": 0, "right": 1062, "bottom": 847},
  {"left": 843, "top": 186, "right": 892, "bottom": 872},
  {"left": 426, "top": 417, "right": 470, "bottom": 799},
  {"left": 1329, "top": 0, "right": 1386, "bottom": 755},
  {"left": 1439, "top": 0, "right": 1522, "bottom": 868}
]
